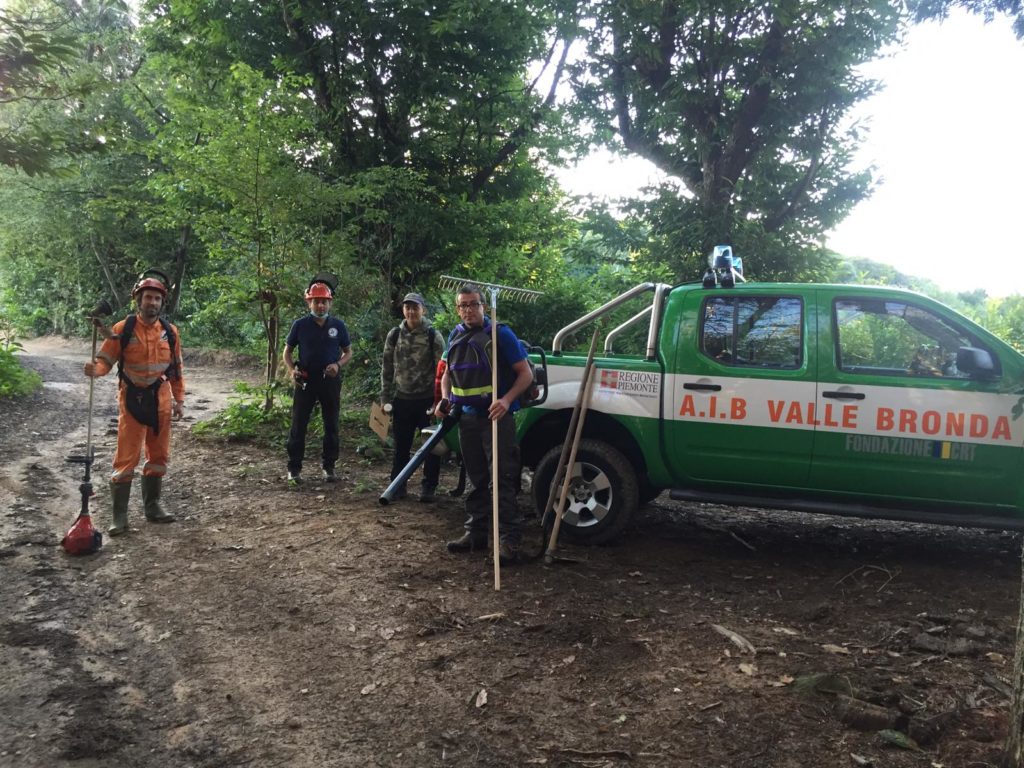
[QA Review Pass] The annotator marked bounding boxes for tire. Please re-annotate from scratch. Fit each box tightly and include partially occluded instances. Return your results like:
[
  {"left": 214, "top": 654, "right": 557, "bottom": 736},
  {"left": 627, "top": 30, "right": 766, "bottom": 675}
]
[{"left": 533, "top": 438, "right": 639, "bottom": 544}]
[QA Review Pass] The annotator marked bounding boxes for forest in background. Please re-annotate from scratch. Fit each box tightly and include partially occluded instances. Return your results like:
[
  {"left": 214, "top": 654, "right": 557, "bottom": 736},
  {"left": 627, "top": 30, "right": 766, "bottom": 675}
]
[{"left": 2, "top": 0, "right": 1023, "bottom": 401}]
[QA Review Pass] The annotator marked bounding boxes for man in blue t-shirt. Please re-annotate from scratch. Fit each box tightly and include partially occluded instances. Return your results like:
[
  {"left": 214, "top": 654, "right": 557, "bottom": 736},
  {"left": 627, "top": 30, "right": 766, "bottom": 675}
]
[
  {"left": 434, "top": 283, "right": 533, "bottom": 563},
  {"left": 284, "top": 280, "right": 352, "bottom": 486}
]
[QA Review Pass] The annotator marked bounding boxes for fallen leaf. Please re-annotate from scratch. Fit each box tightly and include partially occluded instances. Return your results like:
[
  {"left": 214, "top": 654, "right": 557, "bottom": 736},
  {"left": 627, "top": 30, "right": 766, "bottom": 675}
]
[
  {"left": 821, "top": 643, "right": 850, "bottom": 655},
  {"left": 711, "top": 624, "right": 756, "bottom": 654},
  {"left": 738, "top": 663, "right": 757, "bottom": 676},
  {"left": 361, "top": 682, "right": 377, "bottom": 695},
  {"left": 379, "top": 627, "right": 396, "bottom": 640},
  {"left": 772, "top": 627, "right": 799, "bottom": 636},
  {"left": 475, "top": 689, "right": 488, "bottom": 708},
  {"left": 878, "top": 729, "right": 920, "bottom": 751}
]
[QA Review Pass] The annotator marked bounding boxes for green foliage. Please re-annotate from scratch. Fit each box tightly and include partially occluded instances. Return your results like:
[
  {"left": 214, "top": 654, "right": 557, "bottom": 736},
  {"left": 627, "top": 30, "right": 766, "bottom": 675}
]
[
  {"left": 192, "top": 381, "right": 318, "bottom": 447},
  {"left": 0, "top": 321, "right": 42, "bottom": 397},
  {"left": 908, "top": 0, "right": 1024, "bottom": 38},
  {"left": 570, "top": 0, "right": 904, "bottom": 278}
]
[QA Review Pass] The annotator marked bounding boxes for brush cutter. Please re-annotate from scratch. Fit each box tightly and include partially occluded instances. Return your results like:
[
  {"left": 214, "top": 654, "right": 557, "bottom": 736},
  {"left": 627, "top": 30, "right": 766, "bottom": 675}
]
[{"left": 61, "top": 298, "right": 113, "bottom": 556}]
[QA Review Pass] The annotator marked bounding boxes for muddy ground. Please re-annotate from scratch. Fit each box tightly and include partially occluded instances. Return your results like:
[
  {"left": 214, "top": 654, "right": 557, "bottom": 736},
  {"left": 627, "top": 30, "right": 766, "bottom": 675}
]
[{"left": 1, "top": 336, "right": 1022, "bottom": 768}]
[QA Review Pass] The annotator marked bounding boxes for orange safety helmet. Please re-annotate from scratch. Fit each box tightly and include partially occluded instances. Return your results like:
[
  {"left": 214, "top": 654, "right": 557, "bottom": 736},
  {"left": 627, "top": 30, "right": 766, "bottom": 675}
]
[
  {"left": 132, "top": 277, "right": 168, "bottom": 298},
  {"left": 304, "top": 282, "right": 333, "bottom": 301}
]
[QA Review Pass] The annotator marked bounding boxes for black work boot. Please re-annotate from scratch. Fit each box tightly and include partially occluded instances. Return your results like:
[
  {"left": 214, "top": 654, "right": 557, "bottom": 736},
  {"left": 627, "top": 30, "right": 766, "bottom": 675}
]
[
  {"left": 108, "top": 481, "right": 132, "bottom": 536},
  {"left": 498, "top": 540, "right": 520, "bottom": 565},
  {"left": 141, "top": 475, "right": 176, "bottom": 524},
  {"left": 418, "top": 486, "right": 437, "bottom": 503},
  {"left": 446, "top": 531, "right": 488, "bottom": 552}
]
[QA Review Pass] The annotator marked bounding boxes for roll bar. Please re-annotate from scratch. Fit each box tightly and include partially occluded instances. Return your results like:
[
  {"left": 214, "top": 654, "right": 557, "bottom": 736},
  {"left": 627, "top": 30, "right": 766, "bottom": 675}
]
[{"left": 551, "top": 283, "right": 672, "bottom": 360}]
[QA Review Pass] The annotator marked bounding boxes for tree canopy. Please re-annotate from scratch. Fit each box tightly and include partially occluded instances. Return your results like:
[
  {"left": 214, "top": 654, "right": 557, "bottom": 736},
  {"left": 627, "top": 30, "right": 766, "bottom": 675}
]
[{"left": 1, "top": 0, "right": 1021, "bottom": 401}]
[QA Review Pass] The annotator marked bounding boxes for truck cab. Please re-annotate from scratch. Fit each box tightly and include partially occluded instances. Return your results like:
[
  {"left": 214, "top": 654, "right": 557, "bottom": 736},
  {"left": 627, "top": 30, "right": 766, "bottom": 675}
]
[{"left": 520, "top": 280, "right": 1024, "bottom": 543}]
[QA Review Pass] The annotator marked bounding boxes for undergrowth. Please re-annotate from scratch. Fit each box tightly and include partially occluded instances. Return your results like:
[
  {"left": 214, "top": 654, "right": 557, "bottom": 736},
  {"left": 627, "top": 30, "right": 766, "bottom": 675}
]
[
  {"left": 192, "top": 380, "right": 380, "bottom": 454},
  {"left": 0, "top": 324, "right": 42, "bottom": 398}
]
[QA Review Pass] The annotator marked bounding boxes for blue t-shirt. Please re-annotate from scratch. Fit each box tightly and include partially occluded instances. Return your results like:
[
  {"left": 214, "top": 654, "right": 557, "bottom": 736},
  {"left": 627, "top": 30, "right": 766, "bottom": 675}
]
[
  {"left": 286, "top": 315, "right": 351, "bottom": 376},
  {"left": 446, "top": 320, "right": 527, "bottom": 415}
]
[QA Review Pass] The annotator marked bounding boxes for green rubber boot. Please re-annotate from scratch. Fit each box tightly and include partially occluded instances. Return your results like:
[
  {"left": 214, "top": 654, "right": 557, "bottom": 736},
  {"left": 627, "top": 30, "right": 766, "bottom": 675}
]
[
  {"left": 141, "top": 475, "right": 176, "bottom": 524},
  {"left": 108, "top": 481, "right": 132, "bottom": 536}
]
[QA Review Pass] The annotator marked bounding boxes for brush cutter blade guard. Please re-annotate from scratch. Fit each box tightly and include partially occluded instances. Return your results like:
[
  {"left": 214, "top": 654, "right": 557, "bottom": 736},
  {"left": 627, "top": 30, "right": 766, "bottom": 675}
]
[{"left": 61, "top": 515, "right": 102, "bottom": 556}]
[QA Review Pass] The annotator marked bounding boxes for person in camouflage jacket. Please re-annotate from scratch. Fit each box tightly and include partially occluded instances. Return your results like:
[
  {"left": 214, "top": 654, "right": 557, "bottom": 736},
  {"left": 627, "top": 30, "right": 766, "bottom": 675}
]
[{"left": 381, "top": 292, "right": 446, "bottom": 501}]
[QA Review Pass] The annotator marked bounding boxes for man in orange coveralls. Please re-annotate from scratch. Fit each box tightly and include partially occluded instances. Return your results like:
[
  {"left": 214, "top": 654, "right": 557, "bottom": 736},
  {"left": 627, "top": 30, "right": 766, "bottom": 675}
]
[{"left": 84, "top": 273, "right": 185, "bottom": 535}]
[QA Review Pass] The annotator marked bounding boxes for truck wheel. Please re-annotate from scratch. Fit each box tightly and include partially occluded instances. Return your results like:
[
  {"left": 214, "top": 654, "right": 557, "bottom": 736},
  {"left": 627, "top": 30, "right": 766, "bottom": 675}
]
[{"left": 533, "top": 439, "right": 639, "bottom": 544}]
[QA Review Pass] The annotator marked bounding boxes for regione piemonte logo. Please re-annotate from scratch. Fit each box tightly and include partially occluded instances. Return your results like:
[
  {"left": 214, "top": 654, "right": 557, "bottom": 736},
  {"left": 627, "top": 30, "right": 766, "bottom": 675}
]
[{"left": 598, "top": 368, "right": 660, "bottom": 397}]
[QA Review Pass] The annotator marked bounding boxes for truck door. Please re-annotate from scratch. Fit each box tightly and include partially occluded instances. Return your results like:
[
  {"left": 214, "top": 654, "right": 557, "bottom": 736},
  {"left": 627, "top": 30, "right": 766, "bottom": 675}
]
[
  {"left": 668, "top": 288, "right": 817, "bottom": 489},
  {"left": 810, "top": 292, "right": 1022, "bottom": 507}
]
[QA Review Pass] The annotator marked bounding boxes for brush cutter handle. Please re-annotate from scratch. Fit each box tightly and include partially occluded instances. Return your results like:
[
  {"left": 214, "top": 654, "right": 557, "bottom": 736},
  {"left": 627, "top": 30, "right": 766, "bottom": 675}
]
[{"left": 85, "top": 325, "right": 98, "bottom": 459}]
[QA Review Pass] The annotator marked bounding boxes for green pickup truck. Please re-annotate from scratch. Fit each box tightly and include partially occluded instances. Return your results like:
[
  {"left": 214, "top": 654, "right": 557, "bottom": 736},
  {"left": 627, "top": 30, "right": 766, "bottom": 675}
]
[{"left": 520, "top": 281, "right": 1024, "bottom": 543}]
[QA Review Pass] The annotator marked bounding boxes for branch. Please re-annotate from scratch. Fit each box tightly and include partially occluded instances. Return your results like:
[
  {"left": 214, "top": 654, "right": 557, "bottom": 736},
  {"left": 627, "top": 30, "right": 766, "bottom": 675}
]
[{"left": 467, "top": 37, "right": 572, "bottom": 199}]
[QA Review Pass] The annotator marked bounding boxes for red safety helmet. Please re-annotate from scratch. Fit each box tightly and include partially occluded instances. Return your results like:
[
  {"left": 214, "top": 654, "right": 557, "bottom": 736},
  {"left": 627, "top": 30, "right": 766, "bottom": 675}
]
[
  {"left": 305, "top": 282, "right": 333, "bottom": 301},
  {"left": 132, "top": 276, "right": 168, "bottom": 298}
]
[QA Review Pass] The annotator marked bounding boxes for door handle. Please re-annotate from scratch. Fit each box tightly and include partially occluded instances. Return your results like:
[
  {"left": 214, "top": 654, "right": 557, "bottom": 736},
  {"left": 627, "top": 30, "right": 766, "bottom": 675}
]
[
  {"left": 822, "top": 390, "right": 865, "bottom": 400},
  {"left": 683, "top": 382, "right": 722, "bottom": 392}
]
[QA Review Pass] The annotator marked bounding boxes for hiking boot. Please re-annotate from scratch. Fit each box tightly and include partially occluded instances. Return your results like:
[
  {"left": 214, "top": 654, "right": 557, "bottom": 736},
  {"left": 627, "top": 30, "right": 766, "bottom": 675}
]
[
  {"left": 108, "top": 481, "right": 131, "bottom": 536},
  {"left": 287, "top": 471, "right": 301, "bottom": 488},
  {"left": 391, "top": 482, "right": 408, "bottom": 501},
  {"left": 498, "top": 540, "right": 520, "bottom": 565},
  {"left": 446, "top": 531, "right": 488, "bottom": 553},
  {"left": 418, "top": 486, "right": 437, "bottom": 503},
  {"left": 323, "top": 467, "right": 337, "bottom": 483},
  {"left": 141, "top": 475, "right": 176, "bottom": 523}
]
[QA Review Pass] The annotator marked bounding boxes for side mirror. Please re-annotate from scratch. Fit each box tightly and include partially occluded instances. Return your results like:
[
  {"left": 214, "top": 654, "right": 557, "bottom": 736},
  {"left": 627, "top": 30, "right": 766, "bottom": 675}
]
[{"left": 956, "top": 346, "right": 996, "bottom": 378}]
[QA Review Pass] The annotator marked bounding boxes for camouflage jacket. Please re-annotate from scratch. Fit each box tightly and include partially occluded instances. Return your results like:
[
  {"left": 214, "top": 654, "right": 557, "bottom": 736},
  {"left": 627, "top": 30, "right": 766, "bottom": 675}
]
[{"left": 381, "top": 319, "right": 445, "bottom": 402}]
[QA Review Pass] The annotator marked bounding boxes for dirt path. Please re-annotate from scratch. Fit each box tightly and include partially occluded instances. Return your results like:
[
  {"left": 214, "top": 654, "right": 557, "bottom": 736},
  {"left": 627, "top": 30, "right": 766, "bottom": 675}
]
[{"left": 1, "top": 336, "right": 1021, "bottom": 767}]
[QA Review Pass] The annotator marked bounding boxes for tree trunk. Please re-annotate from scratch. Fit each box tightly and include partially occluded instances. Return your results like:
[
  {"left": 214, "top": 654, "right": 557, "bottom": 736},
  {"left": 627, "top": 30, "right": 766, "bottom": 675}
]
[
  {"left": 1004, "top": 541, "right": 1024, "bottom": 767},
  {"left": 90, "top": 238, "right": 124, "bottom": 308},
  {"left": 167, "top": 224, "right": 192, "bottom": 315},
  {"left": 259, "top": 289, "right": 280, "bottom": 413}
]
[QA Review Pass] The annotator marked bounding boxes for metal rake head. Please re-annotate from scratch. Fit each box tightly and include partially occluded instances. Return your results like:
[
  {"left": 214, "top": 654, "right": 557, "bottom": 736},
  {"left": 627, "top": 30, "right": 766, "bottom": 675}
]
[{"left": 438, "top": 274, "right": 543, "bottom": 304}]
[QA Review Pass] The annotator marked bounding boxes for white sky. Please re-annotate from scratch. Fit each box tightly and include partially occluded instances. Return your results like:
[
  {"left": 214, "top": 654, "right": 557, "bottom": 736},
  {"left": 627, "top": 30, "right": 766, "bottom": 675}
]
[{"left": 556, "top": 10, "right": 1024, "bottom": 298}]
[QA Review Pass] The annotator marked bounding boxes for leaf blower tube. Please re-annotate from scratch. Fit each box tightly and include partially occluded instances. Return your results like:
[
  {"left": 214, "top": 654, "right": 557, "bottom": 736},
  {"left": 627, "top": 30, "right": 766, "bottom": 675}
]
[{"left": 379, "top": 404, "right": 462, "bottom": 505}]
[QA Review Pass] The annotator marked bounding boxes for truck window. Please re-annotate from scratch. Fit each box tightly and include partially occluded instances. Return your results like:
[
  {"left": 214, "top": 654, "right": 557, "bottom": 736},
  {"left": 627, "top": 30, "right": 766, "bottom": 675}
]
[
  {"left": 833, "top": 298, "right": 996, "bottom": 378},
  {"left": 700, "top": 296, "right": 802, "bottom": 369}
]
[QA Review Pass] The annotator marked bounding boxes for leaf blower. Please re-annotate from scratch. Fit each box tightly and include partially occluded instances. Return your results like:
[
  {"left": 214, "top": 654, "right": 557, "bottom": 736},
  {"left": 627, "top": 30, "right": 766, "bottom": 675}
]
[{"left": 62, "top": 298, "right": 113, "bottom": 556}]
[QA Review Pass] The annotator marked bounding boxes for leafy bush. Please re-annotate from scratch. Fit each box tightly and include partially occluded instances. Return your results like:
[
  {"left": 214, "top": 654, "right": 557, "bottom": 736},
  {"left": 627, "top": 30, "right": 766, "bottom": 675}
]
[
  {"left": 0, "top": 330, "right": 42, "bottom": 398},
  {"left": 192, "top": 381, "right": 311, "bottom": 447}
]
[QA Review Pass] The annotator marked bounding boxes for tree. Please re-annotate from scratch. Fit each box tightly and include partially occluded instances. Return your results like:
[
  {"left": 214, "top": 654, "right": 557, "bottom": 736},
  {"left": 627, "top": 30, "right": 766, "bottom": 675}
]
[
  {"left": 571, "top": 0, "right": 903, "bottom": 279},
  {"left": 0, "top": 0, "right": 128, "bottom": 175},
  {"left": 140, "top": 0, "right": 580, "bottom": 302},
  {"left": 908, "top": 0, "right": 1024, "bottom": 38}
]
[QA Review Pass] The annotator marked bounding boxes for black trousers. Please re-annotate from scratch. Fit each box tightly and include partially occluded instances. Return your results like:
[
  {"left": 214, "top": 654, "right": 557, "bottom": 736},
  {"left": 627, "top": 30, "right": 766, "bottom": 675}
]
[
  {"left": 459, "top": 412, "right": 523, "bottom": 545},
  {"left": 286, "top": 376, "right": 341, "bottom": 474},
  {"left": 389, "top": 396, "right": 440, "bottom": 490}
]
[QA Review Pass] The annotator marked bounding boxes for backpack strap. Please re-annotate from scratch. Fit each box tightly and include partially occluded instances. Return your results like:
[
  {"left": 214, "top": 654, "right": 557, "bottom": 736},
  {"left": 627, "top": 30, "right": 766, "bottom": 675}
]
[{"left": 117, "top": 315, "right": 180, "bottom": 387}]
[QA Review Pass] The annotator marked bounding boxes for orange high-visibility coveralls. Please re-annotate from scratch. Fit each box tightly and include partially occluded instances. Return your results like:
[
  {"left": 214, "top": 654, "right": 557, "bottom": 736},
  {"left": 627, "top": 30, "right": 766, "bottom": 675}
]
[{"left": 92, "top": 315, "right": 186, "bottom": 483}]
